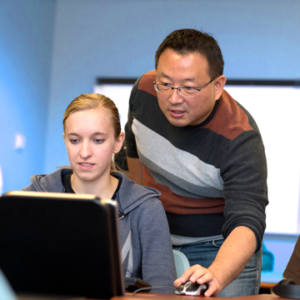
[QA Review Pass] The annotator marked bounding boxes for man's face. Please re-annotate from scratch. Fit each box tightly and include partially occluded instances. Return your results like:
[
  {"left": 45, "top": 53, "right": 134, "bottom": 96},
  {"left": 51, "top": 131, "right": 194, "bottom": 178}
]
[{"left": 155, "top": 48, "right": 222, "bottom": 127}]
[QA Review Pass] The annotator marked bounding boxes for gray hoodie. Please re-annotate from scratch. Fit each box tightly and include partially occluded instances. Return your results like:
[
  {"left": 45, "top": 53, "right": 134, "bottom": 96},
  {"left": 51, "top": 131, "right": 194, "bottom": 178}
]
[{"left": 23, "top": 169, "right": 176, "bottom": 292}]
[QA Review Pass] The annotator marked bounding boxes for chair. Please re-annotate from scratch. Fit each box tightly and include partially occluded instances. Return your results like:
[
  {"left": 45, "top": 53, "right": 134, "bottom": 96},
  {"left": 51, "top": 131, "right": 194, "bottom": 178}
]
[
  {"left": 0, "top": 269, "right": 16, "bottom": 300},
  {"left": 173, "top": 250, "right": 190, "bottom": 278}
]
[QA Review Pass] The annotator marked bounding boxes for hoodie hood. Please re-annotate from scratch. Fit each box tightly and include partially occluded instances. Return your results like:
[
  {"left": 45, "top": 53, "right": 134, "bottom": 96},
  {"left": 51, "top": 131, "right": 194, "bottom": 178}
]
[
  {"left": 28, "top": 168, "right": 72, "bottom": 193},
  {"left": 112, "top": 172, "right": 161, "bottom": 215}
]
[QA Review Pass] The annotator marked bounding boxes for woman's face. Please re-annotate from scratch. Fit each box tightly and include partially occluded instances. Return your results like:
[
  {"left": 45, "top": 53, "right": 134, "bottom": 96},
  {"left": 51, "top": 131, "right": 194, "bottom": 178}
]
[{"left": 63, "top": 107, "right": 124, "bottom": 184}]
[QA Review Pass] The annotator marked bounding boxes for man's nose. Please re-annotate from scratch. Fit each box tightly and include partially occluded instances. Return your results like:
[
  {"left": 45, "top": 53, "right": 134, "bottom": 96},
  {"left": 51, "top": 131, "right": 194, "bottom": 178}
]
[{"left": 168, "top": 88, "right": 184, "bottom": 104}]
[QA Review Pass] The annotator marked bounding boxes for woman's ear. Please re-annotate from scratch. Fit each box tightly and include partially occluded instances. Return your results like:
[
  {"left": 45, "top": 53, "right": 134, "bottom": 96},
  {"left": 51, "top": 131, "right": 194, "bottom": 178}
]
[{"left": 113, "top": 132, "right": 125, "bottom": 154}]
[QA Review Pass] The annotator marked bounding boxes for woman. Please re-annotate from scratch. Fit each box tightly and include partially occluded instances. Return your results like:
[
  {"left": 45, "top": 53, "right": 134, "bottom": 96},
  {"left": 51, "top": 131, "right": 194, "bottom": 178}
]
[{"left": 23, "top": 93, "right": 176, "bottom": 290}]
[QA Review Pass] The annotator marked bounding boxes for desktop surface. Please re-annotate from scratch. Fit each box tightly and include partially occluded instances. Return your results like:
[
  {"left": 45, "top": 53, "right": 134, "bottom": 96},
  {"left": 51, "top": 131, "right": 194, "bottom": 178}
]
[{"left": 112, "top": 293, "right": 290, "bottom": 300}]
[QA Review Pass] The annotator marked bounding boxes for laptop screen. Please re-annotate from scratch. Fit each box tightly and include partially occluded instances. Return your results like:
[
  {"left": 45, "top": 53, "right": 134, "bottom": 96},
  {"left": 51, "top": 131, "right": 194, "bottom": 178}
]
[{"left": 0, "top": 191, "right": 124, "bottom": 299}]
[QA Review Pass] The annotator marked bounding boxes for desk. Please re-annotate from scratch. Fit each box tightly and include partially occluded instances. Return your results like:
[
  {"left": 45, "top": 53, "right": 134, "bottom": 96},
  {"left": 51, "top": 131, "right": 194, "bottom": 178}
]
[
  {"left": 259, "top": 282, "right": 276, "bottom": 294},
  {"left": 260, "top": 282, "right": 276, "bottom": 290},
  {"left": 16, "top": 293, "right": 288, "bottom": 300},
  {"left": 113, "top": 294, "right": 289, "bottom": 300}
]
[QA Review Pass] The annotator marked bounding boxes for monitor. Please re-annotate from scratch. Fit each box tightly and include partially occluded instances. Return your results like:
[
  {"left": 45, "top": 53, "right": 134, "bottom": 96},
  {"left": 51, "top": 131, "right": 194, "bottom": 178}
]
[{"left": 0, "top": 191, "right": 124, "bottom": 299}]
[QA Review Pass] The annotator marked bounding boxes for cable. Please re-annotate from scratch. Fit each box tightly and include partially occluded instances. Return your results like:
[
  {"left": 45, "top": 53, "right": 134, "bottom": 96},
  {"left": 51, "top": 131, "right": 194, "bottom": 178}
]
[{"left": 131, "top": 286, "right": 176, "bottom": 296}]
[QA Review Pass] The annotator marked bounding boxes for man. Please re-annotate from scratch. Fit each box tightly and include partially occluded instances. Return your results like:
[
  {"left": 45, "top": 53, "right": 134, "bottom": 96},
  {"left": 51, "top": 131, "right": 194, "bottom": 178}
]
[{"left": 125, "top": 29, "right": 268, "bottom": 297}]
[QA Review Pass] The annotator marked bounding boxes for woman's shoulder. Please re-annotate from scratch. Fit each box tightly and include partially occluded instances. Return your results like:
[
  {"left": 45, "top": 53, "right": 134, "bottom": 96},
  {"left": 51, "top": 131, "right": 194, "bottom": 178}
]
[
  {"left": 23, "top": 168, "right": 72, "bottom": 192},
  {"left": 113, "top": 172, "right": 162, "bottom": 213},
  {"left": 115, "top": 172, "right": 160, "bottom": 196}
]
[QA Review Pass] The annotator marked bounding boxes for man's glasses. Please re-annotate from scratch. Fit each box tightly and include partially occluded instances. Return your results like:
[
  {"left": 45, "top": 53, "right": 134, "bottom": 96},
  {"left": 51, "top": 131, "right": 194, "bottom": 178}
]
[{"left": 153, "top": 75, "right": 219, "bottom": 97}]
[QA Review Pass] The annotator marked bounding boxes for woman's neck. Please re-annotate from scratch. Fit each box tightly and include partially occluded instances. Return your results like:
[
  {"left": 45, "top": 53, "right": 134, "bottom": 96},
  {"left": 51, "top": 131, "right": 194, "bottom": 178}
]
[{"left": 70, "top": 173, "right": 119, "bottom": 199}]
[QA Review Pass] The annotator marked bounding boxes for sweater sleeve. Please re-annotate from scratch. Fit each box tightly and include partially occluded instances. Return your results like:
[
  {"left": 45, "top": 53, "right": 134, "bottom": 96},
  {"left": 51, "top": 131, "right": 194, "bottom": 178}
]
[
  {"left": 221, "top": 130, "right": 268, "bottom": 253},
  {"left": 137, "top": 199, "right": 177, "bottom": 292}
]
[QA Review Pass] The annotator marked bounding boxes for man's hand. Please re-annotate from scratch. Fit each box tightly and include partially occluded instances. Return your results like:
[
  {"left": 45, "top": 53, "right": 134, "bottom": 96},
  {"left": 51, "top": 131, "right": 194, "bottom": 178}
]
[
  {"left": 173, "top": 226, "right": 257, "bottom": 297},
  {"left": 174, "top": 264, "right": 221, "bottom": 297}
]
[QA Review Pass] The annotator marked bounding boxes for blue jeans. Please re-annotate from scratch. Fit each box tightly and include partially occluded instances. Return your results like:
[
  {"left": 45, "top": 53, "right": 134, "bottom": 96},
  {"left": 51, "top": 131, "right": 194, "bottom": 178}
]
[{"left": 173, "top": 239, "right": 262, "bottom": 297}]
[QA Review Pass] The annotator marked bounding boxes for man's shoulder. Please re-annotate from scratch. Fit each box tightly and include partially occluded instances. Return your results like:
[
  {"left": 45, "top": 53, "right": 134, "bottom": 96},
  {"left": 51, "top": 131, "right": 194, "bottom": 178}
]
[
  {"left": 136, "top": 70, "right": 157, "bottom": 96},
  {"left": 203, "top": 89, "right": 258, "bottom": 141}
]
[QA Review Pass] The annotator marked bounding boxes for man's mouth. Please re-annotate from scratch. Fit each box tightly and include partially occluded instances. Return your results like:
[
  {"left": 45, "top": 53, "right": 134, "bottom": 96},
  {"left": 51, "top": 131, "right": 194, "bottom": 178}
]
[{"left": 170, "top": 109, "right": 185, "bottom": 117}]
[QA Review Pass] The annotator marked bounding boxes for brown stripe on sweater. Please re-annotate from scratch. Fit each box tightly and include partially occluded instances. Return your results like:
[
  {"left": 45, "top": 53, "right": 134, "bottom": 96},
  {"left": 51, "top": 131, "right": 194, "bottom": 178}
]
[
  {"left": 143, "top": 166, "right": 225, "bottom": 215},
  {"left": 203, "top": 90, "right": 253, "bottom": 140},
  {"left": 138, "top": 70, "right": 157, "bottom": 97}
]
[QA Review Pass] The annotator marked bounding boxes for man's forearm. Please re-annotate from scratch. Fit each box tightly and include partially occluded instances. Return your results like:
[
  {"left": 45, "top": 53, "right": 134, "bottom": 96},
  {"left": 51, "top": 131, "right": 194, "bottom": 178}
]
[{"left": 208, "top": 226, "right": 257, "bottom": 291}]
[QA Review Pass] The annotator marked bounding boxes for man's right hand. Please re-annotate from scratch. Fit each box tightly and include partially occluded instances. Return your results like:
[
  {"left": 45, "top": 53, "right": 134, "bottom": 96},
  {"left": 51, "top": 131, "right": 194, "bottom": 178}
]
[{"left": 174, "top": 264, "right": 222, "bottom": 297}]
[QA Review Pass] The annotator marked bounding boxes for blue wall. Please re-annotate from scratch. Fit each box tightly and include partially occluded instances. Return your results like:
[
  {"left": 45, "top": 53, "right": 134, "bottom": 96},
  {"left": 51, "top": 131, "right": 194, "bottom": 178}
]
[
  {"left": 0, "top": 0, "right": 55, "bottom": 192},
  {"left": 45, "top": 0, "right": 300, "bottom": 173},
  {"left": 1, "top": 0, "right": 300, "bottom": 282}
]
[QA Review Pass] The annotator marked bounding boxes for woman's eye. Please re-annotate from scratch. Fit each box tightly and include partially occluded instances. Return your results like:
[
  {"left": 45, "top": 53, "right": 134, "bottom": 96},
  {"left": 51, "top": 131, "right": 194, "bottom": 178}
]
[
  {"left": 70, "top": 139, "right": 79, "bottom": 144},
  {"left": 94, "top": 139, "right": 103, "bottom": 144}
]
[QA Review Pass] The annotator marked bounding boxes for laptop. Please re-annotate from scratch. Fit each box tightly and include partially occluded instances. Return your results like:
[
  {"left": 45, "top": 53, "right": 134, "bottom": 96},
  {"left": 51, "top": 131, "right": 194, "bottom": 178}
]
[{"left": 0, "top": 191, "right": 124, "bottom": 299}]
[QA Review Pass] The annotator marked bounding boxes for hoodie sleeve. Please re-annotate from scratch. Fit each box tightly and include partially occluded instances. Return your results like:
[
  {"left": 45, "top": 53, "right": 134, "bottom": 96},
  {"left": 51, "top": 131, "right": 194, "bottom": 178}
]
[
  {"left": 137, "top": 199, "right": 177, "bottom": 292},
  {"left": 23, "top": 183, "right": 37, "bottom": 191}
]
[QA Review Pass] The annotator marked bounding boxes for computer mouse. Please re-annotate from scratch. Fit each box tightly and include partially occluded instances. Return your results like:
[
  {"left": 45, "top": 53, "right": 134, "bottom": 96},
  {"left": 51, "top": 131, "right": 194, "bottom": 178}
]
[{"left": 175, "top": 281, "right": 208, "bottom": 296}]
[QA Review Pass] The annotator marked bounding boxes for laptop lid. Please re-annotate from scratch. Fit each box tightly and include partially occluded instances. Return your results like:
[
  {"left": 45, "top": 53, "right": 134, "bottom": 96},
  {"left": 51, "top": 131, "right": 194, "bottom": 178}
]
[{"left": 0, "top": 191, "right": 124, "bottom": 299}]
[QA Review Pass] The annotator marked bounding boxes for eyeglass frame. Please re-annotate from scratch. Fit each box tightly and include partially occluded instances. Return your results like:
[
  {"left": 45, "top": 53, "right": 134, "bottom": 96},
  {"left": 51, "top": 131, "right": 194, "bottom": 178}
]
[{"left": 153, "top": 75, "right": 219, "bottom": 97}]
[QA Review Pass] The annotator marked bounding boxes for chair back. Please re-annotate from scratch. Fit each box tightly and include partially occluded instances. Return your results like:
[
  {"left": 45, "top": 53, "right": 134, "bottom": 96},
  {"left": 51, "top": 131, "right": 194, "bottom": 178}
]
[
  {"left": 173, "top": 250, "right": 190, "bottom": 278},
  {"left": 0, "top": 269, "right": 16, "bottom": 300}
]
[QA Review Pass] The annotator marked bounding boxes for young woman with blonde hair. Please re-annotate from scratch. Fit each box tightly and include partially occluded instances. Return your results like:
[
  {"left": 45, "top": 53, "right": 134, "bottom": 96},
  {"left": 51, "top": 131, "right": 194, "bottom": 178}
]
[{"left": 23, "top": 93, "right": 176, "bottom": 290}]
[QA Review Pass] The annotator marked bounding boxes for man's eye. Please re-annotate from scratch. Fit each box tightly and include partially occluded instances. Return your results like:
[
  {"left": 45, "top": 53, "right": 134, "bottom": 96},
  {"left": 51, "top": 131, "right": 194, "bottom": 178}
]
[
  {"left": 70, "top": 139, "right": 79, "bottom": 144},
  {"left": 183, "top": 86, "right": 196, "bottom": 91},
  {"left": 161, "top": 83, "right": 172, "bottom": 87}
]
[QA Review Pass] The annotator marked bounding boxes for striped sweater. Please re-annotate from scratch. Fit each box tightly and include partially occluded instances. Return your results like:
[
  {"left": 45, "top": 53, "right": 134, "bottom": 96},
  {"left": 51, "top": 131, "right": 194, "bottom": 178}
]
[{"left": 125, "top": 70, "right": 268, "bottom": 252}]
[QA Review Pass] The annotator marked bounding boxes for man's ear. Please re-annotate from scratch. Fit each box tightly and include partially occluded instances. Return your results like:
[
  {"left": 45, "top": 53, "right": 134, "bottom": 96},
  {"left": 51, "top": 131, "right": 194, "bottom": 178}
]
[
  {"left": 113, "top": 132, "right": 125, "bottom": 154},
  {"left": 214, "top": 75, "right": 227, "bottom": 100}
]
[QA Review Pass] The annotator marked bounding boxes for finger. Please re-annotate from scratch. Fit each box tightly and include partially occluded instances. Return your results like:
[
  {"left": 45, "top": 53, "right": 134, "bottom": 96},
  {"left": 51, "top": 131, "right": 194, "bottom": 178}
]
[
  {"left": 189, "top": 267, "right": 208, "bottom": 282},
  {"left": 195, "top": 270, "right": 214, "bottom": 284},
  {"left": 178, "top": 265, "right": 204, "bottom": 283},
  {"left": 173, "top": 278, "right": 182, "bottom": 287},
  {"left": 204, "top": 283, "right": 218, "bottom": 297}
]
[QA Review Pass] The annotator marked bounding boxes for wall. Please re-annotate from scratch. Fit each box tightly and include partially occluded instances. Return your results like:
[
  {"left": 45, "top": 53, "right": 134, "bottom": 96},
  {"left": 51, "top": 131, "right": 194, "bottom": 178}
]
[
  {"left": 0, "top": 0, "right": 55, "bottom": 192},
  {"left": 45, "top": 0, "right": 300, "bottom": 173}
]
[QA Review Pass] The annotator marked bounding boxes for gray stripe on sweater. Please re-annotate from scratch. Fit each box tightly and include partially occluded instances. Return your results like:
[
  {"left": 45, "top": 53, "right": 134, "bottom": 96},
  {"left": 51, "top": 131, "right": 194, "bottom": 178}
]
[
  {"left": 139, "top": 152, "right": 224, "bottom": 198},
  {"left": 132, "top": 119, "right": 223, "bottom": 195}
]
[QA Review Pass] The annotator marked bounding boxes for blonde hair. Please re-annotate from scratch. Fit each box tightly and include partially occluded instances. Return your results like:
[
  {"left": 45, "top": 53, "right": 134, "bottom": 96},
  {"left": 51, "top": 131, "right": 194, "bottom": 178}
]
[{"left": 63, "top": 93, "right": 122, "bottom": 174}]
